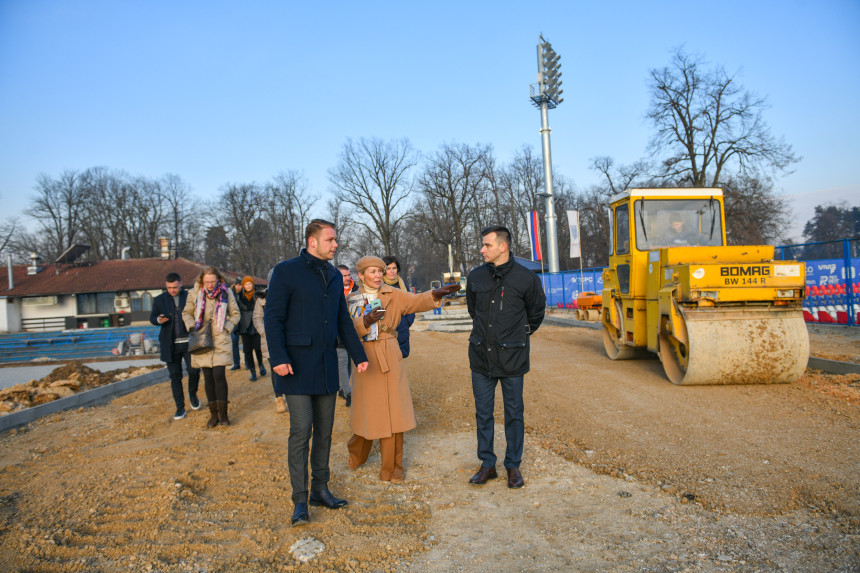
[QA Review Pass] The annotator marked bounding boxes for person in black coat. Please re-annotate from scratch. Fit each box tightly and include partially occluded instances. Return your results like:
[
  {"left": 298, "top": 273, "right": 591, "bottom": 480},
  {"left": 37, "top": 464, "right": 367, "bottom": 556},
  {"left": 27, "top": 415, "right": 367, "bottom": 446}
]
[
  {"left": 381, "top": 255, "right": 415, "bottom": 358},
  {"left": 150, "top": 272, "right": 201, "bottom": 420},
  {"left": 236, "top": 276, "right": 265, "bottom": 381},
  {"left": 466, "top": 225, "right": 546, "bottom": 489},
  {"left": 264, "top": 219, "right": 369, "bottom": 527}
]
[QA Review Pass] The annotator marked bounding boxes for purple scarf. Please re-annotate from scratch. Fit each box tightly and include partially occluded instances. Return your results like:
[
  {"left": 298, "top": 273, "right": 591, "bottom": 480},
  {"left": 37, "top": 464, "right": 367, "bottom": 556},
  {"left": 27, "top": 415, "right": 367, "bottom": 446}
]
[{"left": 194, "top": 282, "right": 229, "bottom": 333}]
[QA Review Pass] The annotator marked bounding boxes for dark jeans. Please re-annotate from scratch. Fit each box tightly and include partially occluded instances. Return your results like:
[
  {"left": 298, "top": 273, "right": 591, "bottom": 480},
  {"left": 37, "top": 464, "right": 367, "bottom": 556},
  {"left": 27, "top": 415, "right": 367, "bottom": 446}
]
[
  {"left": 284, "top": 393, "right": 337, "bottom": 505},
  {"left": 241, "top": 332, "right": 263, "bottom": 371},
  {"left": 166, "top": 344, "right": 200, "bottom": 409},
  {"left": 471, "top": 371, "right": 524, "bottom": 470},
  {"left": 231, "top": 330, "right": 242, "bottom": 367},
  {"left": 201, "top": 366, "right": 228, "bottom": 403}
]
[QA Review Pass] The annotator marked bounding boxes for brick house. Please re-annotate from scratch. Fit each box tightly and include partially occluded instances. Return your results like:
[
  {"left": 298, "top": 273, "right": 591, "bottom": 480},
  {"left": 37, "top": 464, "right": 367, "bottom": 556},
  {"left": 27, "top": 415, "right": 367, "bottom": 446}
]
[{"left": 0, "top": 246, "right": 266, "bottom": 333}]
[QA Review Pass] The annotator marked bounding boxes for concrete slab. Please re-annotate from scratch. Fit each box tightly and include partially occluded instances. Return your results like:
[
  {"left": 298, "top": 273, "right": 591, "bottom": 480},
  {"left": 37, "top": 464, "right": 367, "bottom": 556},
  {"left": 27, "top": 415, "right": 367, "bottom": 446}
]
[{"left": 427, "top": 323, "right": 472, "bottom": 333}]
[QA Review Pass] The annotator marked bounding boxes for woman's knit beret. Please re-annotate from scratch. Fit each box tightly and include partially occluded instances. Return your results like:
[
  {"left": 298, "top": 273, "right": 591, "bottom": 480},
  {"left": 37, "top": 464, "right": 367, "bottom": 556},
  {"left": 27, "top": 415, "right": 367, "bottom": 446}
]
[{"left": 355, "top": 256, "right": 385, "bottom": 274}]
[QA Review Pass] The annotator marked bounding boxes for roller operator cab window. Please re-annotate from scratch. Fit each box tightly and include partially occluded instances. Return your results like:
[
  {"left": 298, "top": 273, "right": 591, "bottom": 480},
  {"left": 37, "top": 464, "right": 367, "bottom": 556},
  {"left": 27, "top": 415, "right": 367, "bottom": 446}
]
[
  {"left": 633, "top": 198, "right": 724, "bottom": 250},
  {"left": 615, "top": 203, "right": 630, "bottom": 255}
]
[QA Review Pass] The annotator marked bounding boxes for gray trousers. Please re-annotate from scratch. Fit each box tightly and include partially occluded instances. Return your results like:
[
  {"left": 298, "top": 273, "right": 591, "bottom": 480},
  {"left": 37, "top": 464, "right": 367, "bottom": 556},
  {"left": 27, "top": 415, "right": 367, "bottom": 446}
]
[
  {"left": 336, "top": 347, "right": 351, "bottom": 396},
  {"left": 285, "top": 393, "right": 337, "bottom": 505}
]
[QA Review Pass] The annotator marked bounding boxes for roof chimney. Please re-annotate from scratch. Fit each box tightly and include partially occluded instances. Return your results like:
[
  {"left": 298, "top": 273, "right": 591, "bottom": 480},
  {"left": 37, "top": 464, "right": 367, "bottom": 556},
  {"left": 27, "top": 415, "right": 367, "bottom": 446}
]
[
  {"left": 27, "top": 252, "right": 42, "bottom": 275},
  {"left": 159, "top": 237, "right": 170, "bottom": 260}
]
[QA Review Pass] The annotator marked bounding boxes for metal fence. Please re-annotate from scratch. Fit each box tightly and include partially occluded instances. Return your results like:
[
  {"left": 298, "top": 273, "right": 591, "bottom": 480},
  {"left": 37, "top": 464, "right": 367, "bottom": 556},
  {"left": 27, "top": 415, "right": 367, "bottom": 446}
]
[
  {"left": 539, "top": 266, "right": 605, "bottom": 309},
  {"left": 536, "top": 238, "right": 859, "bottom": 327},
  {"left": 776, "top": 238, "right": 858, "bottom": 327}
]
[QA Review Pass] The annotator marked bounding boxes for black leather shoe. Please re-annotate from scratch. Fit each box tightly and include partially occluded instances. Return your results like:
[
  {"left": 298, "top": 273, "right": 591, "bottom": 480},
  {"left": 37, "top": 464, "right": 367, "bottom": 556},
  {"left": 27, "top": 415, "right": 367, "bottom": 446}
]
[
  {"left": 507, "top": 467, "right": 525, "bottom": 488},
  {"left": 259, "top": 365, "right": 267, "bottom": 376},
  {"left": 230, "top": 364, "right": 240, "bottom": 371},
  {"left": 309, "top": 488, "right": 348, "bottom": 509},
  {"left": 291, "top": 502, "right": 309, "bottom": 526},
  {"left": 469, "top": 466, "right": 497, "bottom": 485}
]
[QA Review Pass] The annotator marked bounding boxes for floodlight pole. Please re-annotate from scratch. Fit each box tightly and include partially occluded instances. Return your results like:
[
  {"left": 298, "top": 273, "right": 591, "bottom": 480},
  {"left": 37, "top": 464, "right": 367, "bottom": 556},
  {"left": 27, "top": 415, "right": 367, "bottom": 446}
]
[
  {"left": 538, "top": 102, "right": 559, "bottom": 273},
  {"left": 531, "top": 36, "right": 562, "bottom": 274}
]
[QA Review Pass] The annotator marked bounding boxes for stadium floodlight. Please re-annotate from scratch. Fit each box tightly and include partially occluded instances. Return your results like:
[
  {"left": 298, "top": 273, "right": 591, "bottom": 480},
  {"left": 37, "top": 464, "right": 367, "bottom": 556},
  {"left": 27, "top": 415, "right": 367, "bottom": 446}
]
[
  {"left": 539, "top": 39, "right": 563, "bottom": 106},
  {"left": 528, "top": 34, "right": 563, "bottom": 273}
]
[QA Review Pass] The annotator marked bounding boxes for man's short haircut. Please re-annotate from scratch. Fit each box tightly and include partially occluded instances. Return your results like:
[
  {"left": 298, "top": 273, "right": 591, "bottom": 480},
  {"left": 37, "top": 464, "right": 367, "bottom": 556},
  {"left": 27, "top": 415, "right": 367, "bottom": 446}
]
[
  {"left": 305, "top": 219, "right": 336, "bottom": 243},
  {"left": 336, "top": 264, "right": 350, "bottom": 272},
  {"left": 669, "top": 212, "right": 684, "bottom": 223},
  {"left": 481, "top": 225, "right": 512, "bottom": 247},
  {"left": 381, "top": 255, "right": 400, "bottom": 272},
  {"left": 165, "top": 272, "right": 181, "bottom": 284}
]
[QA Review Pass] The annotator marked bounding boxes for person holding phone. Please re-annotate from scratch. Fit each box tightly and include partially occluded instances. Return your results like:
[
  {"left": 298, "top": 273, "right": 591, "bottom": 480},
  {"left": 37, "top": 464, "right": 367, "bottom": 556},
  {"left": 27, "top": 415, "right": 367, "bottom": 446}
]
[
  {"left": 347, "top": 256, "right": 461, "bottom": 483},
  {"left": 150, "top": 272, "right": 200, "bottom": 421}
]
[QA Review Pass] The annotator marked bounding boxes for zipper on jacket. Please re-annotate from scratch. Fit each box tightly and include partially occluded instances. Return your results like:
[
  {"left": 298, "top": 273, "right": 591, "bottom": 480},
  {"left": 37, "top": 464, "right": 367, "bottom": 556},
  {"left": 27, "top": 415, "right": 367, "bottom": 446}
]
[{"left": 500, "top": 286, "right": 504, "bottom": 311}]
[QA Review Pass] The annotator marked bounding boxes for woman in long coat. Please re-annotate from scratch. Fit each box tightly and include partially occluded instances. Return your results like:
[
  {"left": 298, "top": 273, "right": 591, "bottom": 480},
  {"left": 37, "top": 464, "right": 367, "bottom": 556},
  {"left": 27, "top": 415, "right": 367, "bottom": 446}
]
[
  {"left": 183, "top": 267, "right": 240, "bottom": 428},
  {"left": 347, "top": 256, "right": 460, "bottom": 483}
]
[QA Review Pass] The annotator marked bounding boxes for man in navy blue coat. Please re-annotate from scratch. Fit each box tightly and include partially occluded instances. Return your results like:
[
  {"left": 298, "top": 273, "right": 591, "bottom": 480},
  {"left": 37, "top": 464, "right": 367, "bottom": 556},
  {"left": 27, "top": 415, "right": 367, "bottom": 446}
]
[
  {"left": 150, "top": 272, "right": 201, "bottom": 420},
  {"left": 265, "top": 219, "right": 369, "bottom": 526}
]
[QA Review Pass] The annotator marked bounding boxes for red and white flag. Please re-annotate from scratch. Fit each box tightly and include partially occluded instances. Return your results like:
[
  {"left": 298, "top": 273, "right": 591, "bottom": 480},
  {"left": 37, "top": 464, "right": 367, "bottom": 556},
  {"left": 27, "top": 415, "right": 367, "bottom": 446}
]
[{"left": 527, "top": 211, "right": 542, "bottom": 261}]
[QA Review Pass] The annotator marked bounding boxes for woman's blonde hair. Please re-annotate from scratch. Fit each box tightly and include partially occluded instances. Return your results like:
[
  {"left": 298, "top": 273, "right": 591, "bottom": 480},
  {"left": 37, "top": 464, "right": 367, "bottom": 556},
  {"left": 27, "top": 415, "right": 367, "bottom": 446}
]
[{"left": 195, "top": 266, "right": 227, "bottom": 289}]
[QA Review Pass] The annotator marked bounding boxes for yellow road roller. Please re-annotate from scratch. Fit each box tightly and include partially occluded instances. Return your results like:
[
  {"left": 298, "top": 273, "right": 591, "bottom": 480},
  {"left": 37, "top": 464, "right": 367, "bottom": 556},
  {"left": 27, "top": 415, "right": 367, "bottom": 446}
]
[{"left": 601, "top": 188, "right": 809, "bottom": 385}]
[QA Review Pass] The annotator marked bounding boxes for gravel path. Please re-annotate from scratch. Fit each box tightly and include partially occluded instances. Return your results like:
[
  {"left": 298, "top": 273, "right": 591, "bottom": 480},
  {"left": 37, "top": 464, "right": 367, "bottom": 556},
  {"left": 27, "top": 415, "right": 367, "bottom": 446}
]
[{"left": 0, "top": 325, "right": 857, "bottom": 572}]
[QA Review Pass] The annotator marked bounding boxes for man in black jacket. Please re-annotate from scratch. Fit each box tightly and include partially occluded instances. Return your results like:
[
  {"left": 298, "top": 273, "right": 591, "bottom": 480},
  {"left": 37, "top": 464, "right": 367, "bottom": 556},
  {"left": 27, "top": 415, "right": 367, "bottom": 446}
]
[
  {"left": 150, "top": 272, "right": 201, "bottom": 420},
  {"left": 466, "top": 225, "right": 546, "bottom": 488}
]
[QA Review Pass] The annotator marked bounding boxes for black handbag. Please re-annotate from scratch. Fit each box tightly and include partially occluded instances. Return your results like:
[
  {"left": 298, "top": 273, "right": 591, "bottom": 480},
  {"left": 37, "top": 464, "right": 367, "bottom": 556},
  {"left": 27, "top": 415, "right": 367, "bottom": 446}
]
[{"left": 188, "top": 321, "right": 214, "bottom": 354}]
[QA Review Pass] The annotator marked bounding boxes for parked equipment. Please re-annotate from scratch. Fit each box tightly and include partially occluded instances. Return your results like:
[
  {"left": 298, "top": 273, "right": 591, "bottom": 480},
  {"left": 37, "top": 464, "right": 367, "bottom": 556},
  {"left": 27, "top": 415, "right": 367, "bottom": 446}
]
[
  {"left": 601, "top": 188, "right": 809, "bottom": 385},
  {"left": 575, "top": 292, "right": 602, "bottom": 321}
]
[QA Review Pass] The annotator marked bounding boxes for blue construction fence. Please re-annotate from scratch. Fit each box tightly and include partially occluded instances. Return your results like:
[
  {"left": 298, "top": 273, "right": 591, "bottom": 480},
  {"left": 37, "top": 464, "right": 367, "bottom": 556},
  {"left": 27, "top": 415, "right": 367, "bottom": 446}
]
[
  {"left": 539, "top": 267, "right": 605, "bottom": 310},
  {"left": 776, "top": 238, "right": 858, "bottom": 327},
  {"left": 536, "top": 238, "right": 859, "bottom": 327}
]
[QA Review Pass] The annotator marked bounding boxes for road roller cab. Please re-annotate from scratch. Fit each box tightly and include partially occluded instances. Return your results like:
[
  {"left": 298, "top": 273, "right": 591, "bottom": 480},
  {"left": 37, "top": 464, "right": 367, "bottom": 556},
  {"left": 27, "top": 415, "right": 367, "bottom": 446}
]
[{"left": 601, "top": 188, "right": 809, "bottom": 385}]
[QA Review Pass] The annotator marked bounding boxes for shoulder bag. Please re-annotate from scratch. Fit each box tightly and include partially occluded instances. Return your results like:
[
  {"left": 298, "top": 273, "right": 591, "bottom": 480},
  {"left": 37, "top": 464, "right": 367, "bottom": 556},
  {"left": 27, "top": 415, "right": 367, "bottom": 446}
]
[{"left": 188, "top": 321, "right": 214, "bottom": 354}]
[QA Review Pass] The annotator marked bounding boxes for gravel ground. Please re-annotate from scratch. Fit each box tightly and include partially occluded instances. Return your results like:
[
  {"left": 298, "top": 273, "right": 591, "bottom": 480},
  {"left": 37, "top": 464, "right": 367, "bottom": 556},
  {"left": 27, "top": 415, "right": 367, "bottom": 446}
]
[{"left": 0, "top": 323, "right": 857, "bottom": 572}]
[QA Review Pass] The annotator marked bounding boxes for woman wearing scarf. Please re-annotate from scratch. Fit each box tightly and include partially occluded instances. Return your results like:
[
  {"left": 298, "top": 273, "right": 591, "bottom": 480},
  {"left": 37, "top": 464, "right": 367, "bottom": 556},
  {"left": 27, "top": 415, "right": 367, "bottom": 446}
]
[
  {"left": 347, "top": 256, "right": 460, "bottom": 483},
  {"left": 236, "top": 276, "right": 265, "bottom": 382},
  {"left": 183, "top": 267, "right": 241, "bottom": 428},
  {"left": 381, "top": 255, "right": 415, "bottom": 359}
]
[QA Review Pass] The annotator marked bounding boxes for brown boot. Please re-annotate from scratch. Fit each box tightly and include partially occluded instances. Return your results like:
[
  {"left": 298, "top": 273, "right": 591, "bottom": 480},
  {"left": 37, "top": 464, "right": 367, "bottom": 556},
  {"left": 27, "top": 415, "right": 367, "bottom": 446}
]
[
  {"left": 217, "top": 401, "right": 230, "bottom": 426},
  {"left": 207, "top": 402, "right": 219, "bottom": 428}
]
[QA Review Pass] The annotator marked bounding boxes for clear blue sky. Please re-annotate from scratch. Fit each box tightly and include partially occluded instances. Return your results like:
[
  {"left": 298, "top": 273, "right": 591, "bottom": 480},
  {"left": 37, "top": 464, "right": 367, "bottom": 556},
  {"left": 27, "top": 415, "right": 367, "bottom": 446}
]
[{"left": 1, "top": 0, "right": 858, "bottom": 242}]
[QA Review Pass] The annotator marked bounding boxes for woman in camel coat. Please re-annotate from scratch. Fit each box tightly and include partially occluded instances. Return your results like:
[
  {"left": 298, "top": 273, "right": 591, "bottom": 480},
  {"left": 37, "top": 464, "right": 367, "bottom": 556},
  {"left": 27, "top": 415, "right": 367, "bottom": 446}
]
[
  {"left": 182, "top": 267, "right": 240, "bottom": 428},
  {"left": 347, "top": 256, "right": 460, "bottom": 483}
]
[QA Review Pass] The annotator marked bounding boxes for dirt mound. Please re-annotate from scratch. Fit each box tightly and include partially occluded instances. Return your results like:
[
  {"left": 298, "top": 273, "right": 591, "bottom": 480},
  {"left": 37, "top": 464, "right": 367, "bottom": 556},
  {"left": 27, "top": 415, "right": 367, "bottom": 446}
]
[{"left": 0, "top": 362, "right": 161, "bottom": 416}]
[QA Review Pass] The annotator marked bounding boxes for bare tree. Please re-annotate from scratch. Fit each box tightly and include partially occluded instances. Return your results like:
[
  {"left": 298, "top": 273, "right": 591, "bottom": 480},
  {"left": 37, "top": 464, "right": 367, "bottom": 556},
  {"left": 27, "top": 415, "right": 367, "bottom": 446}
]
[
  {"left": 722, "top": 173, "right": 792, "bottom": 245},
  {"left": 647, "top": 48, "right": 799, "bottom": 187},
  {"left": 260, "top": 171, "right": 317, "bottom": 263},
  {"left": 161, "top": 173, "right": 198, "bottom": 259},
  {"left": 328, "top": 137, "right": 419, "bottom": 255},
  {"left": 415, "top": 142, "right": 492, "bottom": 274},
  {"left": 215, "top": 183, "right": 264, "bottom": 275},
  {"left": 26, "top": 170, "right": 85, "bottom": 260},
  {"left": 487, "top": 145, "right": 545, "bottom": 258},
  {"left": 326, "top": 196, "right": 359, "bottom": 267},
  {"left": 580, "top": 157, "right": 654, "bottom": 266}
]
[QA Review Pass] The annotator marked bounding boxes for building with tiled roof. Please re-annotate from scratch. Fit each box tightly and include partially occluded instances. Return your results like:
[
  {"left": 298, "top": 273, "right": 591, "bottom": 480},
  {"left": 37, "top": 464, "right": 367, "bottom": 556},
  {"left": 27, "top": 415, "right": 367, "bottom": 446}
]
[{"left": 1, "top": 247, "right": 266, "bottom": 333}]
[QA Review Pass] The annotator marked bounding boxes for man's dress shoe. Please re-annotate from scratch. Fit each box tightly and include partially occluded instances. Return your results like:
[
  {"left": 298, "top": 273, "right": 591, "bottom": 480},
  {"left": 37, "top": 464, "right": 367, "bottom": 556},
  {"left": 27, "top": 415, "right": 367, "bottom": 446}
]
[
  {"left": 309, "top": 488, "right": 348, "bottom": 509},
  {"left": 507, "top": 467, "right": 525, "bottom": 488},
  {"left": 291, "top": 502, "right": 309, "bottom": 526},
  {"left": 468, "top": 466, "right": 497, "bottom": 485}
]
